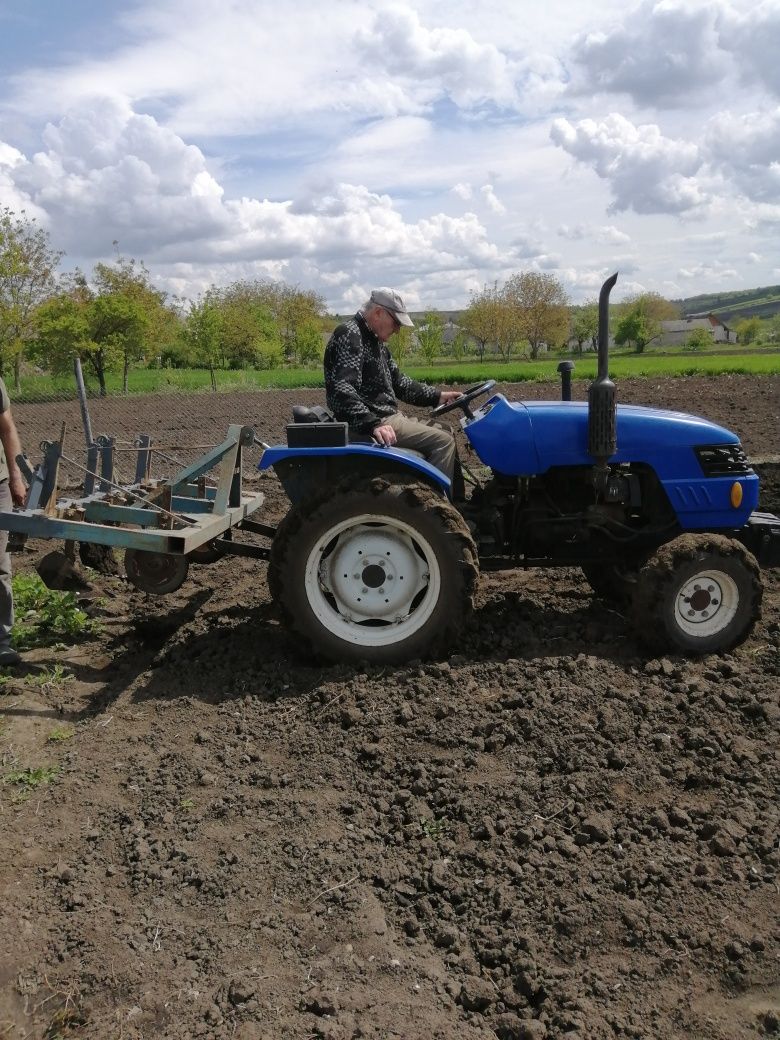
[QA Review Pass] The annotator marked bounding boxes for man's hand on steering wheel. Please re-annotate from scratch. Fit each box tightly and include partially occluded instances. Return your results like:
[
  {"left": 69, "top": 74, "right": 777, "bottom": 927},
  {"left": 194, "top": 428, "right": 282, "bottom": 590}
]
[{"left": 430, "top": 379, "right": 496, "bottom": 418}]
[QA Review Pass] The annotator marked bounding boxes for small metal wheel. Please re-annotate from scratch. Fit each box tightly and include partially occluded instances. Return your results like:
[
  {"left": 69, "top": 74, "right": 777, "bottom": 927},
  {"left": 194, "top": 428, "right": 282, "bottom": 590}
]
[
  {"left": 188, "top": 539, "right": 225, "bottom": 564},
  {"left": 124, "top": 549, "right": 189, "bottom": 594}
]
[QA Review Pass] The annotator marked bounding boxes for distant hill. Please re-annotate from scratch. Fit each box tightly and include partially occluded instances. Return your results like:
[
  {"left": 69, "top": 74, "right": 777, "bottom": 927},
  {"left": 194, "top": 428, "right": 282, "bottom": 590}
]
[{"left": 676, "top": 285, "right": 780, "bottom": 322}]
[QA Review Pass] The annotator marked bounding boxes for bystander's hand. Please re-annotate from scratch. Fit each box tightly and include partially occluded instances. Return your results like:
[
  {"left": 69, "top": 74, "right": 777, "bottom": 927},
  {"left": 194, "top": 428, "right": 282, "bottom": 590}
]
[{"left": 9, "top": 474, "right": 26, "bottom": 508}]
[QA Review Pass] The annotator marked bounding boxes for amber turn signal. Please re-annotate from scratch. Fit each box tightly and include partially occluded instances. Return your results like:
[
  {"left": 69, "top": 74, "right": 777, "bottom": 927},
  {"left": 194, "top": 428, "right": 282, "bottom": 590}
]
[{"left": 730, "top": 482, "right": 743, "bottom": 508}]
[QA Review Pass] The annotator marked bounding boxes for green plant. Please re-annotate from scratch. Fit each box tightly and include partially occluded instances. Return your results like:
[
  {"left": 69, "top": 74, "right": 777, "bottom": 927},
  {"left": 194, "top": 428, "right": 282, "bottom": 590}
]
[
  {"left": 420, "top": 816, "right": 450, "bottom": 840},
  {"left": 25, "top": 664, "right": 74, "bottom": 690},
  {"left": 3, "top": 764, "right": 59, "bottom": 790},
  {"left": 684, "top": 327, "right": 712, "bottom": 352},
  {"left": 11, "top": 574, "right": 100, "bottom": 650},
  {"left": 47, "top": 726, "right": 74, "bottom": 743}
]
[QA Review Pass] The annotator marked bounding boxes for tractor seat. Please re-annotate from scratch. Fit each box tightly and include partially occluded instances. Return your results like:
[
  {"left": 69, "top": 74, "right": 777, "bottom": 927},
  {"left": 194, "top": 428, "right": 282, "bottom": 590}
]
[
  {"left": 288, "top": 404, "right": 371, "bottom": 447},
  {"left": 287, "top": 405, "right": 423, "bottom": 458},
  {"left": 292, "top": 404, "right": 336, "bottom": 424}
]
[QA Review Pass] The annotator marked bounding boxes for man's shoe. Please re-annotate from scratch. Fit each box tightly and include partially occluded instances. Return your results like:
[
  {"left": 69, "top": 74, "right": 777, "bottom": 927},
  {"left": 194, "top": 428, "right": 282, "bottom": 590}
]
[{"left": 0, "top": 647, "right": 22, "bottom": 667}]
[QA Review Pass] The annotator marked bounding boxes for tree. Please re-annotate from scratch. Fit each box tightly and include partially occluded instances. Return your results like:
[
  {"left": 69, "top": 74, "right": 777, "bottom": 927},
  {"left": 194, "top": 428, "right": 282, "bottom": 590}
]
[
  {"left": 294, "top": 318, "right": 324, "bottom": 366},
  {"left": 450, "top": 328, "right": 467, "bottom": 362},
  {"left": 213, "top": 281, "right": 286, "bottom": 367},
  {"left": 416, "top": 311, "right": 444, "bottom": 364},
  {"left": 183, "top": 292, "right": 222, "bottom": 389},
  {"left": 503, "top": 272, "right": 569, "bottom": 360},
  {"left": 33, "top": 257, "right": 173, "bottom": 395},
  {"left": 388, "top": 325, "right": 413, "bottom": 367},
  {"left": 735, "top": 316, "right": 762, "bottom": 345},
  {"left": 91, "top": 255, "right": 172, "bottom": 392},
  {"left": 460, "top": 285, "right": 502, "bottom": 361},
  {"left": 0, "top": 208, "right": 62, "bottom": 389},
  {"left": 33, "top": 280, "right": 93, "bottom": 377},
  {"left": 276, "top": 284, "right": 327, "bottom": 362},
  {"left": 683, "top": 327, "right": 711, "bottom": 352},
  {"left": 571, "top": 301, "right": 599, "bottom": 353},
  {"left": 34, "top": 272, "right": 119, "bottom": 395},
  {"left": 614, "top": 292, "right": 678, "bottom": 354},
  {"left": 492, "top": 294, "right": 523, "bottom": 360}
]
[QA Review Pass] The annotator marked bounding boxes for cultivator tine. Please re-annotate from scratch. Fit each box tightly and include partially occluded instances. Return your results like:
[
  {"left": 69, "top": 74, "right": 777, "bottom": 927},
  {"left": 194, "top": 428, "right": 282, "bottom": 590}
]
[
  {"left": 96, "top": 434, "right": 115, "bottom": 492},
  {"left": 84, "top": 442, "right": 99, "bottom": 496},
  {"left": 134, "top": 434, "right": 153, "bottom": 484}
]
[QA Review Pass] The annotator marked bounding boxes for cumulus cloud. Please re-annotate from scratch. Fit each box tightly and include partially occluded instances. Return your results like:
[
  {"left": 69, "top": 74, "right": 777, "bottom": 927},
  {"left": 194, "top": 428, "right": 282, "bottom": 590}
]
[
  {"left": 480, "top": 184, "right": 505, "bottom": 214},
  {"left": 7, "top": 0, "right": 566, "bottom": 138},
  {"left": 703, "top": 107, "right": 780, "bottom": 203},
  {"left": 719, "top": 1, "right": 780, "bottom": 99},
  {"left": 0, "top": 98, "right": 513, "bottom": 304},
  {"left": 7, "top": 97, "right": 228, "bottom": 256},
  {"left": 357, "top": 5, "right": 565, "bottom": 115},
  {"left": 451, "top": 182, "right": 472, "bottom": 200},
  {"left": 0, "top": 141, "right": 47, "bottom": 220},
  {"left": 557, "top": 223, "right": 630, "bottom": 245},
  {"left": 744, "top": 202, "right": 780, "bottom": 236},
  {"left": 550, "top": 113, "right": 708, "bottom": 215},
  {"left": 569, "top": 0, "right": 730, "bottom": 108},
  {"left": 677, "top": 260, "right": 739, "bottom": 282}
]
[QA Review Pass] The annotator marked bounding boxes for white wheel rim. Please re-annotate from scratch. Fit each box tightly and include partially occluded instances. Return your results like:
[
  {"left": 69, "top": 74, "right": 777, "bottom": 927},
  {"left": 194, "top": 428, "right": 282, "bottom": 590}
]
[
  {"left": 303, "top": 512, "right": 441, "bottom": 647},
  {"left": 674, "top": 568, "right": 739, "bottom": 638}
]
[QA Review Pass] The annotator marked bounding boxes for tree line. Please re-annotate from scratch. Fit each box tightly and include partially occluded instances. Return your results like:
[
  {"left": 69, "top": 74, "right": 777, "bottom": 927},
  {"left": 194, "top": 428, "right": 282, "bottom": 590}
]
[
  {"left": 1, "top": 208, "right": 776, "bottom": 397},
  {"left": 0, "top": 208, "right": 328, "bottom": 396}
]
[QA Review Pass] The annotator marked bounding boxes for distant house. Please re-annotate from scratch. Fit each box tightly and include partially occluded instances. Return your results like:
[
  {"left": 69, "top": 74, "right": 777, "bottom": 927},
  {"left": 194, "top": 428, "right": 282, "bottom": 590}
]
[{"left": 658, "top": 314, "right": 735, "bottom": 346}]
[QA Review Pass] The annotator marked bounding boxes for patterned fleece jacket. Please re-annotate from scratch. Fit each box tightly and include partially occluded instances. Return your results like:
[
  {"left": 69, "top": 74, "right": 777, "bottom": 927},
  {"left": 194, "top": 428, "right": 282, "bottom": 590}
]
[{"left": 324, "top": 311, "right": 440, "bottom": 433}]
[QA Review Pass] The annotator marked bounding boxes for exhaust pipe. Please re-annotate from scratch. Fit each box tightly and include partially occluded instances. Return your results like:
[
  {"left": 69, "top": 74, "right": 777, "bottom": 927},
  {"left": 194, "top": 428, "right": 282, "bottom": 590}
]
[{"left": 588, "top": 272, "right": 618, "bottom": 488}]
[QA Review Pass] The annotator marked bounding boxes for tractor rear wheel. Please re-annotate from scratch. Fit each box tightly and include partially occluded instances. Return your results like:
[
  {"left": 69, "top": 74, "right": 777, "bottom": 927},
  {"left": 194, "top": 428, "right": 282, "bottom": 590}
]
[
  {"left": 269, "top": 475, "right": 479, "bottom": 664},
  {"left": 630, "top": 534, "right": 762, "bottom": 655}
]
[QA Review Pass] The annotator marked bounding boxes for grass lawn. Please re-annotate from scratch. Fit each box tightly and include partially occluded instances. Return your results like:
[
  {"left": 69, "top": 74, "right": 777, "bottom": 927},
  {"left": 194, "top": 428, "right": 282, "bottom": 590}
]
[{"left": 11, "top": 350, "right": 780, "bottom": 402}]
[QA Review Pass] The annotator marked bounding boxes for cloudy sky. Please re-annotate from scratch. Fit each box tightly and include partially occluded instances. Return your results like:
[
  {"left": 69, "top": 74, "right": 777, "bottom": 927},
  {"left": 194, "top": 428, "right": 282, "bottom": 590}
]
[{"left": 0, "top": 0, "right": 778, "bottom": 313}]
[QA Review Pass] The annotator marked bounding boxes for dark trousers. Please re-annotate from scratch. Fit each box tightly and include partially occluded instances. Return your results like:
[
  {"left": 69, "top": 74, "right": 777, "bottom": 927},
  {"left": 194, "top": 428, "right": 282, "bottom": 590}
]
[{"left": 0, "top": 480, "right": 13, "bottom": 646}]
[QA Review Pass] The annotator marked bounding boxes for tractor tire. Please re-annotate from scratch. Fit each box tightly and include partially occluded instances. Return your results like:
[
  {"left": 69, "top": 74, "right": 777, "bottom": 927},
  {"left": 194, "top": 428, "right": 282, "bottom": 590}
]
[
  {"left": 269, "top": 474, "right": 479, "bottom": 665},
  {"left": 630, "top": 534, "right": 762, "bottom": 655},
  {"left": 581, "top": 561, "right": 641, "bottom": 608}
]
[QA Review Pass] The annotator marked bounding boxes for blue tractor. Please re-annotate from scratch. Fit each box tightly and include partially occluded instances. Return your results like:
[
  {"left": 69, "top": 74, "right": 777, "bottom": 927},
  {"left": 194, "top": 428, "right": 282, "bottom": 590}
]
[{"left": 259, "top": 274, "right": 780, "bottom": 664}]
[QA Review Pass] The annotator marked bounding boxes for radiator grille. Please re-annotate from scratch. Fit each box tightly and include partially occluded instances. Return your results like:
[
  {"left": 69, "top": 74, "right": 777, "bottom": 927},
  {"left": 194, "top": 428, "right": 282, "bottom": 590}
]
[{"left": 694, "top": 443, "right": 753, "bottom": 477}]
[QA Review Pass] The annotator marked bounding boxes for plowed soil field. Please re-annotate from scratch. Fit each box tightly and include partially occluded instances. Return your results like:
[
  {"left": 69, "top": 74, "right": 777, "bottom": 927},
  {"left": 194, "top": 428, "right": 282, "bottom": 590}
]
[{"left": 1, "top": 376, "right": 778, "bottom": 1040}]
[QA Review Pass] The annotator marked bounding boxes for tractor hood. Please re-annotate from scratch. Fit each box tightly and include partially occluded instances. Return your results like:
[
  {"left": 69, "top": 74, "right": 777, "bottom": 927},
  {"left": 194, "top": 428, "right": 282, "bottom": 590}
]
[{"left": 465, "top": 394, "right": 748, "bottom": 479}]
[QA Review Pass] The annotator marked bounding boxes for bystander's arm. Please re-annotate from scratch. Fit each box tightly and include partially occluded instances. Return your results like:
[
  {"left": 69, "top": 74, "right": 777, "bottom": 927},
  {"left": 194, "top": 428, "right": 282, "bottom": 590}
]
[{"left": 0, "top": 410, "right": 27, "bottom": 507}]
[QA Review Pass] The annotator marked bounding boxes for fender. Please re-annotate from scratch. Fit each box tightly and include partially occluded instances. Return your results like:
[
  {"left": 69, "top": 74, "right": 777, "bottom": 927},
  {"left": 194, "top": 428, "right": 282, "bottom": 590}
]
[{"left": 258, "top": 443, "right": 450, "bottom": 505}]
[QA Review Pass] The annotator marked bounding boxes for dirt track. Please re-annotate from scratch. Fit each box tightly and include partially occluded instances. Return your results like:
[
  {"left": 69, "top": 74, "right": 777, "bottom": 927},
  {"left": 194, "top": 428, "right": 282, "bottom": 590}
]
[{"left": 1, "top": 376, "right": 778, "bottom": 1040}]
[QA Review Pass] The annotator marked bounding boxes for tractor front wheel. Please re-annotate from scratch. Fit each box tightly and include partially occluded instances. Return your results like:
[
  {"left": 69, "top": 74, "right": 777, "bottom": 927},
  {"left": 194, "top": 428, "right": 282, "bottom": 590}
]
[
  {"left": 630, "top": 534, "right": 762, "bottom": 655},
  {"left": 269, "top": 475, "right": 478, "bottom": 664}
]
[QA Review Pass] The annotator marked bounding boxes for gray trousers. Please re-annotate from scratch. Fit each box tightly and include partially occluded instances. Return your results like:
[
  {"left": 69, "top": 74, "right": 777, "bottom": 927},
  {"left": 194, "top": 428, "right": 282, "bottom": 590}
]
[
  {"left": 383, "top": 413, "right": 457, "bottom": 483},
  {"left": 0, "top": 480, "right": 13, "bottom": 646}
]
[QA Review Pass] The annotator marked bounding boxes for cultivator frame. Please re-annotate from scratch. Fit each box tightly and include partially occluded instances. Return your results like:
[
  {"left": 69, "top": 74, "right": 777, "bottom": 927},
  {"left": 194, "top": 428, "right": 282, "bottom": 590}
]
[{"left": 0, "top": 423, "right": 273, "bottom": 592}]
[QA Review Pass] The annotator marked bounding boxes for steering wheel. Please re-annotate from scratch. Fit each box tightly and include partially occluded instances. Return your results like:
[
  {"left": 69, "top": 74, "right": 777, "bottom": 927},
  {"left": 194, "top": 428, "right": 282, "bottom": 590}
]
[{"left": 430, "top": 379, "right": 496, "bottom": 418}]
